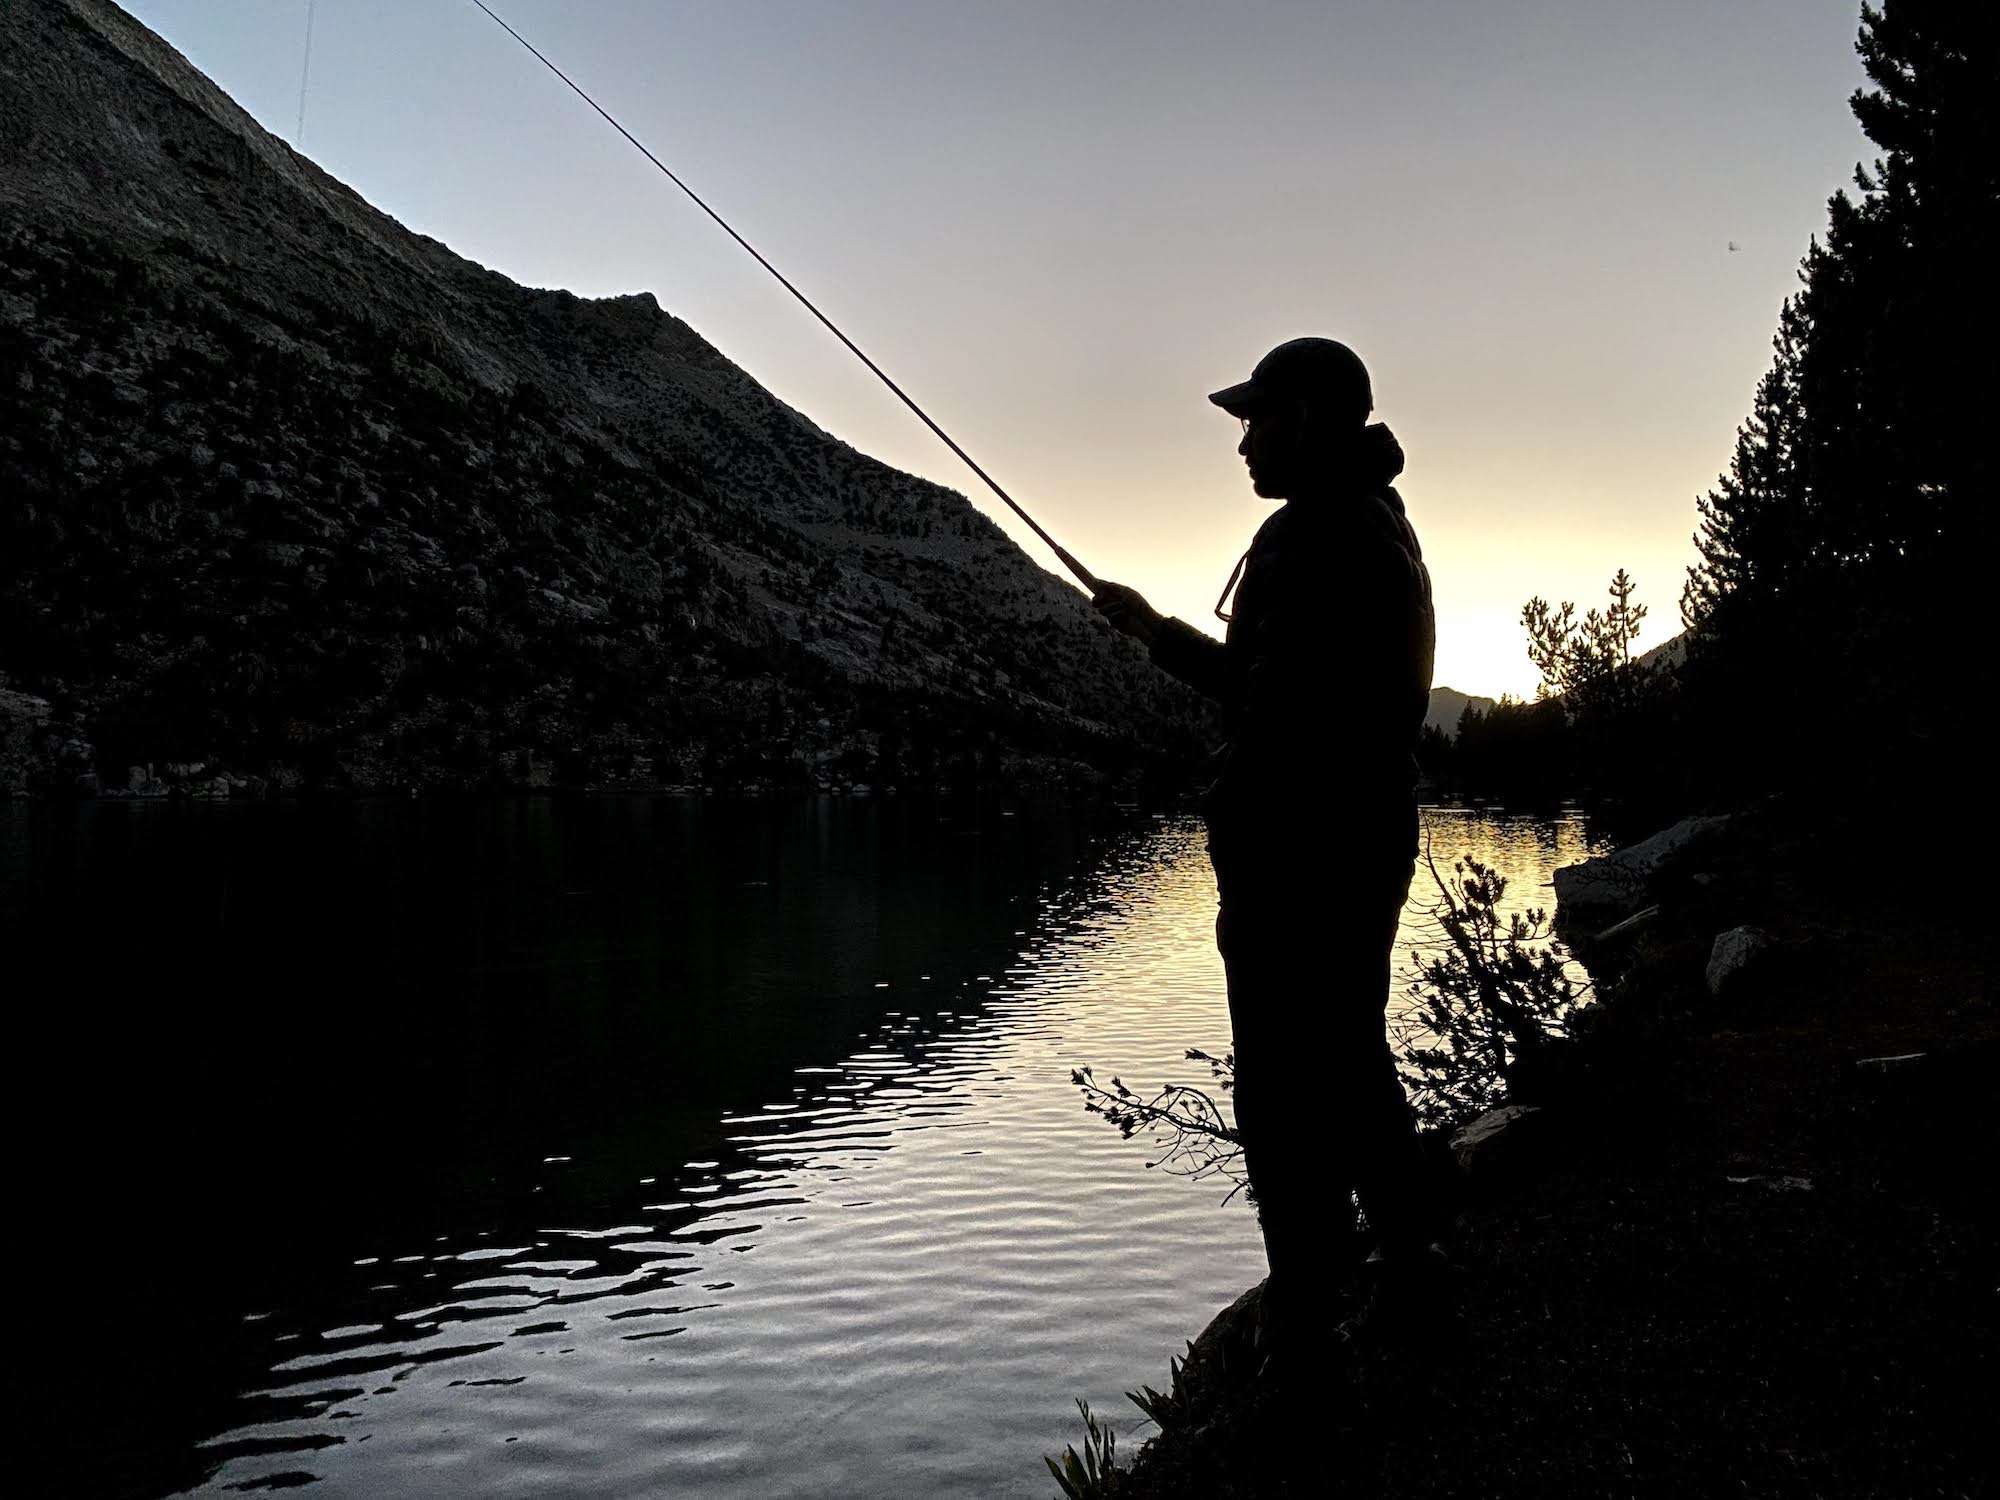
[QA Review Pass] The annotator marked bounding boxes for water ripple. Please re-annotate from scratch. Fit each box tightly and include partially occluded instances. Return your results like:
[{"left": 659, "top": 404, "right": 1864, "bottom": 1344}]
[{"left": 99, "top": 805, "right": 1604, "bottom": 1498}]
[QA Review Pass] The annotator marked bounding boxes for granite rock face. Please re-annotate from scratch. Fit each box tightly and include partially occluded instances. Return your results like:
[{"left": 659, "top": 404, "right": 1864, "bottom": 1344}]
[
  {"left": 1552, "top": 815, "right": 1732, "bottom": 921},
  {"left": 0, "top": 1, "right": 1215, "bottom": 793},
  {"left": 1705, "top": 925, "right": 1773, "bottom": 998},
  {"left": 0, "top": 686, "right": 54, "bottom": 795}
]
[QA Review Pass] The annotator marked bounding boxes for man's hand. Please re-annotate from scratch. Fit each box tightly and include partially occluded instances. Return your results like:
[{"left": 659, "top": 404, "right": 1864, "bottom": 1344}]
[{"left": 1092, "top": 580, "right": 1165, "bottom": 645}]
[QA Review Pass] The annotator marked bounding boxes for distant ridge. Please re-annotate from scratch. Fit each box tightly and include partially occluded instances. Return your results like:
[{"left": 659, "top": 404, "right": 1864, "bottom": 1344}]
[
  {"left": 1424, "top": 631, "right": 1686, "bottom": 740},
  {"left": 1426, "top": 686, "right": 1497, "bottom": 737},
  {"left": 1636, "top": 633, "right": 1686, "bottom": 672},
  {"left": 0, "top": 0, "right": 1214, "bottom": 794}
]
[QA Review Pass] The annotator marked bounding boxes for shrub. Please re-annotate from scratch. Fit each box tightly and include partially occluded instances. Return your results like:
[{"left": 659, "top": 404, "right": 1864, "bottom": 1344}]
[{"left": 1395, "top": 849, "right": 1587, "bottom": 1127}]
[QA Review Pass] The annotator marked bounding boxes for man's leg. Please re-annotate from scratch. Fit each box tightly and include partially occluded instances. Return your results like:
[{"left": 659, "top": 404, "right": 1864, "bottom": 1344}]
[
  {"left": 1219, "top": 901, "right": 1344, "bottom": 1291},
  {"left": 1343, "top": 866, "right": 1436, "bottom": 1257},
  {"left": 1216, "top": 847, "right": 1434, "bottom": 1295},
  {"left": 1216, "top": 872, "right": 1379, "bottom": 1351}
]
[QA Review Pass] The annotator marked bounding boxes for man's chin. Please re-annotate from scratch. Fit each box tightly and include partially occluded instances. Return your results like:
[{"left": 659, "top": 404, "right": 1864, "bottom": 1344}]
[{"left": 1249, "top": 473, "right": 1286, "bottom": 499}]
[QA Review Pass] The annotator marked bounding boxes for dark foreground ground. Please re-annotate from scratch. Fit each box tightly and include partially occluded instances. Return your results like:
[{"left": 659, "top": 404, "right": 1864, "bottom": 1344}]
[{"left": 1116, "top": 804, "right": 1995, "bottom": 1498}]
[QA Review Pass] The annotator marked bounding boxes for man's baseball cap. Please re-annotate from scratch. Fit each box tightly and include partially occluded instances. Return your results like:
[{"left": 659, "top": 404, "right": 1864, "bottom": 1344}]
[{"left": 1208, "top": 337, "right": 1373, "bottom": 422}]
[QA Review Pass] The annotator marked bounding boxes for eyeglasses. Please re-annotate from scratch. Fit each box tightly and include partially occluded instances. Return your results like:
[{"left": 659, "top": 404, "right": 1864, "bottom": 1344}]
[{"left": 1237, "top": 404, "right": 1309, "bottom": 434}]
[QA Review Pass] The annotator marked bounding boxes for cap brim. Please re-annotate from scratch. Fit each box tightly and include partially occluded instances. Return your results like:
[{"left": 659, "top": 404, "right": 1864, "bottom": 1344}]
[{"left": 1206, "top": 380, "right": 1262, "bottom": 416}]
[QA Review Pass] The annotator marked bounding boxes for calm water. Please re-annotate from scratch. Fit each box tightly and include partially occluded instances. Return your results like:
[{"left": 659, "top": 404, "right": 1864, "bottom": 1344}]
[{"left": 6, "top": 797, "right": 1601, "bottom": 1498}]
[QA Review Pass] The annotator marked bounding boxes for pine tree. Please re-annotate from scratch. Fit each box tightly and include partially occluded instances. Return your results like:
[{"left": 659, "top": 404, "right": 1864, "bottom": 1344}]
[
  {"left": 1605, "top": 570, "right": 1646, "bottom": 672},
  {"left": 1522, "top": 569, "right": 1649, "bottom": 720},
  {"left": 1680, "top": 1, "right": 1994, "bottom": 793},
  {"left": 1681, "top": 306, "right": 1807, "bottom": 635},
  {"left": 1825, "top": 0, "right": 1996, "bottom": 555}
]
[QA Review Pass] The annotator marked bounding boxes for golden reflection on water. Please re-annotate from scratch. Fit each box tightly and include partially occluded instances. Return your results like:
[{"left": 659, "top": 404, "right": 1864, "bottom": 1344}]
[
  {"left": 1399, "top": 804, "right": 1606, "bottom": 998},
  {"left": 1070, "top": 803, "right": 1606, "bottom": 1035},
  {"left": 102, "top": 801, "right": 1604, "bottom": 1500}
]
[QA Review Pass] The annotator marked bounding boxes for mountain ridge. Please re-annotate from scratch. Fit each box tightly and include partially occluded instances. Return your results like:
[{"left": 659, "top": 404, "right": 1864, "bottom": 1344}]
[
  {"left": 1425, "top": 685, "right": 1497, "bottom": 737},
  {"left": 1, "top": 0, "right": 1215, "bottom": 794}
]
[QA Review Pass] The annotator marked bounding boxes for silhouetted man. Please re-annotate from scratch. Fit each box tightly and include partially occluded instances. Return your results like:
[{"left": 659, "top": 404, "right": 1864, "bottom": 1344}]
[{"left": 1095, "top": 337, "right": 1437, "bottom": 1346}]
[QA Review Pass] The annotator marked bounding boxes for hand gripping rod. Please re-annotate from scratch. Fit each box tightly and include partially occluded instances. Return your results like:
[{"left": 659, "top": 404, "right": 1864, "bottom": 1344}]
[{"left": 467, "top": 1, "right": 1101, "bottom": 593}]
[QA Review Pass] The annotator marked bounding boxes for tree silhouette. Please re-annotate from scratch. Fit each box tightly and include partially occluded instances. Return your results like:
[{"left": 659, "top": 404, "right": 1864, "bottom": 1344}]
[
  {"left": 1681, "top": 312, "right": 1806, "bottom": 637},
  {"left": 1523, "top": 568, "right": 1650, "bottom": 720},
  {"left": 1680, "top": 0, "right": 1994, "bottom": 794},
  {"left": 1516, "top": 570, "right": 1672, "bottom": 816}
]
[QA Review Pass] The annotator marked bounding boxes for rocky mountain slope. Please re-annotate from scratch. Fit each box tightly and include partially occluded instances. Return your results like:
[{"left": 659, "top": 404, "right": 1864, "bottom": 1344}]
[{"left": 0, "top": 0, "right": 1214, "bottom": 794}]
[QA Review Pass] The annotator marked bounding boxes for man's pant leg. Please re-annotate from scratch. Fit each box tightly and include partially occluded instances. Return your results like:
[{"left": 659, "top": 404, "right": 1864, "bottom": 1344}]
[{"left": 1215, "top": 844, "right": 1429, "bottom": 1292}]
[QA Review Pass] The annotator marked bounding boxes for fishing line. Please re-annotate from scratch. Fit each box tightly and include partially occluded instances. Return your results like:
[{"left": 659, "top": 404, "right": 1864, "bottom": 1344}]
[
  {"left": 465, "top": 0, "right": 1099, "bottom": 592},
  {"left": 295, "top": 0, "right": 315, "bottom": 147}
]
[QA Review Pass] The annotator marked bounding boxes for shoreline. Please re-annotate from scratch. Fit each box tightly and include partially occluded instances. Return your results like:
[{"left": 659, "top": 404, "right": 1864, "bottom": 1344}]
[{"left": 1100, "top": 799, "right": 1994, "bottom": 1498}]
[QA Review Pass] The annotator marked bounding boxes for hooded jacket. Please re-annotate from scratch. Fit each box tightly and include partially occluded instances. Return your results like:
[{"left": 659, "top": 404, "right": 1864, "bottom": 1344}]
[{"left": 1148, "top": 423, "right": 1434, "bottom": 834}]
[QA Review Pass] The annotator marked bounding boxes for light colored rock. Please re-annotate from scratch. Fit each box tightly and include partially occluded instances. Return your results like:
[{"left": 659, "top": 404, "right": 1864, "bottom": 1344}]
[
  {"left": 1450, "top": 1103, "right": 1544, "bottom": 1176},
  {"left": 1705, "top": 925, "right": 1772, "bottom": 997},
  {"left": 0, "top": 687, "right": 51, "bottom": 728},
  {"left": 1553, "top": 814, "right": 1732, "bottom": 919}
]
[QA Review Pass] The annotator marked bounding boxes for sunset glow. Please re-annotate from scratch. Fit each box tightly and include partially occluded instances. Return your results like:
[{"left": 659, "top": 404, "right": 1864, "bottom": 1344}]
[{"left": 125, "top": 0, "right": 1870, "bottom": 699}]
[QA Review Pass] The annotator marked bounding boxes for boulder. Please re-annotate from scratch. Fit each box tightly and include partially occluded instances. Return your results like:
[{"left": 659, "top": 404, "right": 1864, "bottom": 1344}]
[
  {"left": 1553, "top": 814, "right": 1731, "bottom": 921},
  {"left": 1189, "top": 1279, "right": 1267, "bottom": 1375},
  {"left": 1705, "top": 925, "right": 1773, "bottom": 997},
  {"left": 1449, "top": 1103, "right": 1545, "bottom": 1178}
]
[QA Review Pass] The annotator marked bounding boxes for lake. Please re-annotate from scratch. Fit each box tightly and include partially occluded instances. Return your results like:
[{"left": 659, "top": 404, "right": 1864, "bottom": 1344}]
[{"left": 5, "top": 796, "right": 1602, "bottom": 1498}]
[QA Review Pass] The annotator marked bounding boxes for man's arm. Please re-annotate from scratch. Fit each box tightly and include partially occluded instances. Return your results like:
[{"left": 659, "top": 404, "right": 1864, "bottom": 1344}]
[
  {"left": 1148, "top": 615, "right": 1234, "bottom": 703},
  {"left": 1094, "top": 581, "right": 1233, "bottom": 702}
]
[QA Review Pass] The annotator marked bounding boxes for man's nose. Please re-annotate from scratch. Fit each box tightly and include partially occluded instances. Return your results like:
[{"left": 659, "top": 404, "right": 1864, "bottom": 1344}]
[{"left": 1237, "top": 429, "right": 1251, "bottom": 457}]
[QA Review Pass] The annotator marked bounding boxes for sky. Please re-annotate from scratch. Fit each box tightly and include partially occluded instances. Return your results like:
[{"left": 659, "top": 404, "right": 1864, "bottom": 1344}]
[{"left": 124, "top": 0, "right": 1873, "bottom": 699}]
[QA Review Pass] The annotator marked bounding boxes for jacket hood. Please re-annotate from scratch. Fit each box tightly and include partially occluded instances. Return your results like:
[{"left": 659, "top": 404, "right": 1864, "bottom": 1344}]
[
  {"left": 1351, "top": 422, "right": 1405, "bottom": 490},
  {"left": 1290, "top": 423, "right": 1405, "bottom": 508}
]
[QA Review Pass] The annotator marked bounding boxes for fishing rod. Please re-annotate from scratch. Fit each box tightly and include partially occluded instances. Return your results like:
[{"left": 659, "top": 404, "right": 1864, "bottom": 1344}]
[{"left": 466, "top": 0, "right": 1101, "bottom": 593}]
